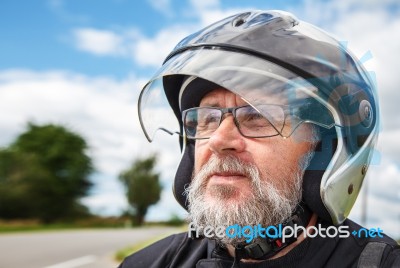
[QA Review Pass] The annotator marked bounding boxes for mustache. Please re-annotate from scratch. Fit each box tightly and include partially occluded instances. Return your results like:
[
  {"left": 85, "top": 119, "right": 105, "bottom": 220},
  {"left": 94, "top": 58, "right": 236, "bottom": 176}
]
[{"left": 192, "top": 155, "right": 260, "bottom": 185}]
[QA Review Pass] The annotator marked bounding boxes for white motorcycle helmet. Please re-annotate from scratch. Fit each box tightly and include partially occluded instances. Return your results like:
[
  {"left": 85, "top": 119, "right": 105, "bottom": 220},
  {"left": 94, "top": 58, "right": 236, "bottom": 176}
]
[{"left": 138, "top": 10, "right": 378, "bottom": 225}]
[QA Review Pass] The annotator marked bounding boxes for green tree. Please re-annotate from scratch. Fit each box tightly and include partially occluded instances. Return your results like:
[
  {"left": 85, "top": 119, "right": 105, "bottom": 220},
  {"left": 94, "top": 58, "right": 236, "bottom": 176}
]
[
  {"left": 0, "top": 123, "right": 93, "bottom": 223},
  {"left": 119, "top": 155, "right": 162, "bottom": 225},
  {"left": 0, "top": 149, "right": 51, "bottom": 219}
]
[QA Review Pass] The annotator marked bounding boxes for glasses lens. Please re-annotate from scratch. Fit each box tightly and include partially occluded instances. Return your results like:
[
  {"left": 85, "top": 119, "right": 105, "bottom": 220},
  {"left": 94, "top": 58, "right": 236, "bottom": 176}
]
[
  {"left": 236, "top": 105, "right": 283, "bottom": 137},
  {"left": 184, "top": 108, "right": 222, "bottom": 139}
]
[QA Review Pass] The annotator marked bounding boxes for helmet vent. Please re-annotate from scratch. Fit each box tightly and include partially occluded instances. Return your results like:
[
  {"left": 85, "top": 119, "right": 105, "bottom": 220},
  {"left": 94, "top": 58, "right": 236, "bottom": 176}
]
[
  {"left": 359, "top": 100, "right": 373, "bottom": 127},
  {"left": 362, "top": 164, "right": 368, "bottom": 175},
  {"left": 233, "top": 18, "right": 245, "bottom": 27},
  {"left": 232, "top": 12, "right": 251, "bottom": 27},
  {"left": 348, "top": 184, "right": 354, "bottom": 195}
]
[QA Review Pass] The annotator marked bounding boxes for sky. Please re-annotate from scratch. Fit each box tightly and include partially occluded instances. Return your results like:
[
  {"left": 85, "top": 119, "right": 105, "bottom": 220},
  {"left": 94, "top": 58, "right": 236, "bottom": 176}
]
[{"left": 0, "top": 0, "right": 399, "bottom": 238}]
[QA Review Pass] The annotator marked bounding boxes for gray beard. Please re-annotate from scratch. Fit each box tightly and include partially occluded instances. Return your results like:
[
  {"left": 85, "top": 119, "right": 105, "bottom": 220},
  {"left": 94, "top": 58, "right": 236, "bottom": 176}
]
[{"left": 185, "top": 154, "right": 312, "bottom": 246}]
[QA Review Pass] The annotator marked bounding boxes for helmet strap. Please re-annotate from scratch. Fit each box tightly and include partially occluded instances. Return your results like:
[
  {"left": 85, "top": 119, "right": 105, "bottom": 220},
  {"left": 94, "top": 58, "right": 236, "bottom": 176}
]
[{"left": 233, "top": 202, "right": 312, "bottom": 261}]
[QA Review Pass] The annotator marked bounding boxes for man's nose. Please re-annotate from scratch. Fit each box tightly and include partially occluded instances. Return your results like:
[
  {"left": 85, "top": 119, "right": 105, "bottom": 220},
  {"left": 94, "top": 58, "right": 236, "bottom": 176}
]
[{"left": 208, "top": 115, "right": 246, "bottom": 155}]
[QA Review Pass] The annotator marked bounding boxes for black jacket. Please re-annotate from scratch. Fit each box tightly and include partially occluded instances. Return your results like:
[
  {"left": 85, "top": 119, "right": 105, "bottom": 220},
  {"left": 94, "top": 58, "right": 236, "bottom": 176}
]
[{"left": 119, "top": 219, "right": 400, "bottom": 268}]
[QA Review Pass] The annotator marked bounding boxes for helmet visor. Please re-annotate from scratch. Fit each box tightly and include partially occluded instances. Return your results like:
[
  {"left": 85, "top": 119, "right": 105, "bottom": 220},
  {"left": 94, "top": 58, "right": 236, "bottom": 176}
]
[{"left": 138, "top": 48, "right": 340, "bottom": 142}]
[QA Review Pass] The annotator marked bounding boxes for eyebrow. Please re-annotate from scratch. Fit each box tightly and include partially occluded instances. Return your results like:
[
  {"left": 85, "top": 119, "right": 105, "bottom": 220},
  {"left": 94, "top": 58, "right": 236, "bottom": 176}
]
[{"left": 199, "top": 102, "right": 220, "bottom": 107}]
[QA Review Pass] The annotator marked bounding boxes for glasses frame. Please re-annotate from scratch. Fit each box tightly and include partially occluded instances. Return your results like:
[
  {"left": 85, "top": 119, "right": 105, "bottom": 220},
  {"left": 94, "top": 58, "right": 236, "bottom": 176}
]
[{"left": 182, "top": 105, "right": 286, "bottom": 140}]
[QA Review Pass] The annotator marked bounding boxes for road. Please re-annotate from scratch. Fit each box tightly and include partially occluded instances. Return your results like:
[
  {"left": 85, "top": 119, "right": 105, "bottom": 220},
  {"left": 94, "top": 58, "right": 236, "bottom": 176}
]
[{"left": 0, "top": 226, "right": 182, "bottom": 268}]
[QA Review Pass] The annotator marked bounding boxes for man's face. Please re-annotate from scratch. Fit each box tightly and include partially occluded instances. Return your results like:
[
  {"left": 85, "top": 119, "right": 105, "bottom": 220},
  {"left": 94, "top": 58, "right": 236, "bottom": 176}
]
[
  {"left": 186, "top": 88, "right": 315, "bottom": 244},
  {"left": 193, "top": 88, "right": 313, "bottom": 203}
]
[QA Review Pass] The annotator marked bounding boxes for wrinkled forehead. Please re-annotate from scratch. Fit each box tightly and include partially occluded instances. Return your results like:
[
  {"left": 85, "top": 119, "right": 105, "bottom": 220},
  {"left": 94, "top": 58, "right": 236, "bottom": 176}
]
[{"left": 199, "top": 88, "right": 249, "bottom": 107}]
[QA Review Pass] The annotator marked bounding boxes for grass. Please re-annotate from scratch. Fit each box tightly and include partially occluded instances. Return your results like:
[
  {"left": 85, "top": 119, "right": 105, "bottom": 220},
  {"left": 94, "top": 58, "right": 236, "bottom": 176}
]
[
  {"left": 0, "top": 217, "right": 132, "bottom": 233},
  {"left": 0, "top": 214, "right": 188, "bottom": 234},
  {"left": 0, "top": 224, "right": 75, "bottom": 233},
  {"left": 0, "top": 220, "right": 79, "bottom": 233}
]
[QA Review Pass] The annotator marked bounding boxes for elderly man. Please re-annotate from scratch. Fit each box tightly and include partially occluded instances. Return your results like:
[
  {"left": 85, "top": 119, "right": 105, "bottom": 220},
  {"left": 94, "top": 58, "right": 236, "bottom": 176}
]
[{"left": 119, "top": 10, "right": 400, "bottom": 267}]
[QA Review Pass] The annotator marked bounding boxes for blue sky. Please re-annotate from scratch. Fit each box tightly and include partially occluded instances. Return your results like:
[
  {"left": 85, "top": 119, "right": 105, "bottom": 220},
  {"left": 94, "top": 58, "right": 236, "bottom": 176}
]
[
  {"left": 0, "top": 0, "right": 311, "bottom": 77},
  {"left": 1, "top": 0, "right": 400, "bottom": 238}
]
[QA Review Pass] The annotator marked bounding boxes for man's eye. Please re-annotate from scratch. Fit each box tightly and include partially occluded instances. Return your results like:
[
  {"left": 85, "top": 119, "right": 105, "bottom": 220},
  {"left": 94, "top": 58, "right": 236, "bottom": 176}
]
[
  {"left": 242, "top": 112, "right": 265, "bottom": 122},
  {"left": 199, "top": 114, "right": 219, "bottom": 126},
  {"left": 185, "top": 119, "right": 197, "bottom": 128},
  {"left": 239, "top": 112, "right": 276, "bottom": 130}
]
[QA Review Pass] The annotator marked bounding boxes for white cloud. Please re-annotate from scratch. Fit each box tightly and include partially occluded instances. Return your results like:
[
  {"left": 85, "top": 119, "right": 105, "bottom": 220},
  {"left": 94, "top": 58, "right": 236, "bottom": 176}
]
[
  {"left": 72, "top": 28, "right": 126, "bottom": 56},
  {"left": 70, "top": 24, "right": 192, "bottom": 68},
  {"left": 133, "top": 25, "right": 194, "bottom": 67},
  {"left": 189, "top": 0, "right": 220, "bottom": 12},
  {"left": 0, "top": 69, "right": 143, "bottom": 175},
  {"left": 350, "top": 156, "right": 400, "bottom": 238}
]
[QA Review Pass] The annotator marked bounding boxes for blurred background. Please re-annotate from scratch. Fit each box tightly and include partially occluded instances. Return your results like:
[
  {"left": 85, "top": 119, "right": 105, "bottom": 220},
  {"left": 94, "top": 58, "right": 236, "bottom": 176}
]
[{"left": 0, "top": 0, "right": 399, "bottom": 267}]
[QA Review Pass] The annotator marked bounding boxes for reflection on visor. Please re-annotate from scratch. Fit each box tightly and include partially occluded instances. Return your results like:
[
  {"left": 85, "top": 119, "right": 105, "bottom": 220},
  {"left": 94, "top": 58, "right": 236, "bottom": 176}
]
[
  {"left": 138, "top": 78, "right": 181, "bottom": 141},
  {"left": 138, "top": 49, "right": 340, "bottom": 142}
]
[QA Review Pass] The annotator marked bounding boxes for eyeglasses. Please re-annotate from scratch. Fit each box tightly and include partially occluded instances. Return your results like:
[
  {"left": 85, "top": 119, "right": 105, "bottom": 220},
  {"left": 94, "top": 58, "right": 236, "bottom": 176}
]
[{"left": 182, "top": 105, "right": 287, "bottom": 140}]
